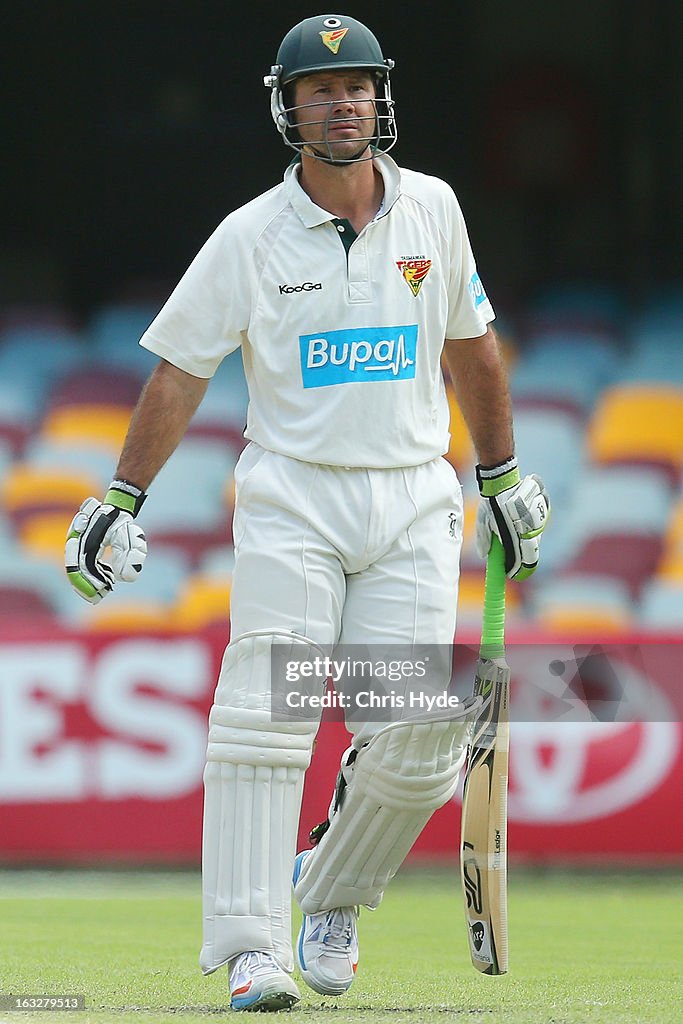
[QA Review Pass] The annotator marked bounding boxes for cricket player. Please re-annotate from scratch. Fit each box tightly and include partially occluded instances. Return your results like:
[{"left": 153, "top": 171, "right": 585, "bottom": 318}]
[{"left": 65, "top": 14, "right": 549, "bottom": 1012}]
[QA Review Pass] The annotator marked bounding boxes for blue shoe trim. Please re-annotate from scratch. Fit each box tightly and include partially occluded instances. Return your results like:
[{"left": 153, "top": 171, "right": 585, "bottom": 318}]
[
  {"left": 231, "top": 993, "right": 259, "bottom": 1010},
  {"left": 297, "top": 917, "right": 308, "bottom": 972},
  {"left": 292, "top": 850, "right": 308, "bottom": 886},
  {"left": 293, "top": 850, "right": 310, "bottom": 971}
]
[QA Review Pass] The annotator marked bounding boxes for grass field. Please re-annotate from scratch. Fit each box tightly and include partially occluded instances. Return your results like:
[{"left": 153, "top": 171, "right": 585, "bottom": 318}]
[{"left": 1, "top": 867, "right": 681, "bottom": 1024}]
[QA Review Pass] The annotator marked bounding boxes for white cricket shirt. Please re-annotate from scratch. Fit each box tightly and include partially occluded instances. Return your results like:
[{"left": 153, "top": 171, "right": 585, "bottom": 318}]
[{"left": 140, "top": 153, "right": 495, "bottom": 468}]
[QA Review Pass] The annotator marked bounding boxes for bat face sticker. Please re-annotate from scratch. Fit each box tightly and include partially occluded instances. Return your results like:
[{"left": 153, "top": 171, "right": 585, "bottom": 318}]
[{"left": 471, "top": 921, "right": 486, "bottom": 952}]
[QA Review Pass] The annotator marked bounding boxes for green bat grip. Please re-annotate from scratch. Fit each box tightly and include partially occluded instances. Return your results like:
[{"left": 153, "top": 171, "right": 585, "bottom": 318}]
[{"left": 480, "top": 534, "right": 507, "bottom": 660}]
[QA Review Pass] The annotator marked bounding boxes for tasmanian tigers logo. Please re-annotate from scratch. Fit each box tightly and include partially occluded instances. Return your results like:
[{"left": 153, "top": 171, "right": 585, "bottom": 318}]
[
  {"left": 396, "top": 256, "right": 432, "bottom": 297},
  {"left": 320, "top": 28, "right": 349, "bottom": 53}
]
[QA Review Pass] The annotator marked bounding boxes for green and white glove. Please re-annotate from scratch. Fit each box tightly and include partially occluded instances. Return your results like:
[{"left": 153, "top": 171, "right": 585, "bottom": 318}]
[
  {"left": 475, "top": 456, "right": 550, "bottom": 581},
  {"left": 65, "top": 480, "right": 148, "bottom": 604}
]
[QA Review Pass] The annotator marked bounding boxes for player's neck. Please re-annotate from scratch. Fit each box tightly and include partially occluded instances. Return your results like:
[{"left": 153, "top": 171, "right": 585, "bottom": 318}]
[{"left": 299, "top": 156, "right": 384, "bottom": 234}]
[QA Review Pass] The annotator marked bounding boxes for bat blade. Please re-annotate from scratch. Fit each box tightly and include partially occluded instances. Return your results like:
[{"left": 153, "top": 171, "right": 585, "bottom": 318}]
[{"left": 460, "top": 656, "right": 510, "bottom": 975}]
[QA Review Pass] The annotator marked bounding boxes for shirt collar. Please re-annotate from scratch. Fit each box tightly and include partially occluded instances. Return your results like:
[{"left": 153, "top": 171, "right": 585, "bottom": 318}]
[{"left": 283, "top": 152, "right": 401, "bottom": 229}]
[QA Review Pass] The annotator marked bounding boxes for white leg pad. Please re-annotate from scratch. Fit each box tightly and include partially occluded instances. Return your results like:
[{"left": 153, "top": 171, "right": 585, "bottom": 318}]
[
  {"left": 200, "top": 631, "right": 320, "bottom": 975},
  {"left": 294, "top": 713, "right": 471, "bottom": 914}
]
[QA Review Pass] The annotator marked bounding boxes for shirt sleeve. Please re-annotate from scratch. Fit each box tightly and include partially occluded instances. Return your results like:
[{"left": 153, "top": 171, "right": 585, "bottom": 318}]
[
  {"left": 139, "top": 216, "right": 250, "bottom": 378},
  {"left": 444, "top": 188, "right": 496, "bottom": 340}
]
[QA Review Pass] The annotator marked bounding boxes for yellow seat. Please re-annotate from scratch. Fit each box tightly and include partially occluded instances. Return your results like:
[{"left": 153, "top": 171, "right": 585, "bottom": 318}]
[
  {"left": 657, "top": 500, "right": 683, "bottom": 581},
  {"left": 224, "top": 474, "right": 237, "bottom": 513},
  {"left": 173, "top": 575, "right": 231, "bottom": 630},
  {"left": 535, "top": 605, "right": 632, "bottom": 635},
  {"left": 445, "top": 384, "right": 474, "bottom": 472},
  {"left": 19, "top": 510, "right": 76, "bottom": 562},
  {"left": 441, "top": 333, "right": 516, "bottom": 474},
  {"left": 87, "top": 602, "right": 174, "bottom": 631},
  {"left": 460, "top": 495, "right": 479, "bottom": 557},
  {"left": 587, "top": 385, "right": 683, "bottom": 467},
  {"left": 457, "top": 570, "right": 521, "bottom": 612},
  {"left": 3, "top": 466, "right": 100, "bottom": 514},
  {"left": 41, "top": 405, "right": 132, "bottom": 452}
]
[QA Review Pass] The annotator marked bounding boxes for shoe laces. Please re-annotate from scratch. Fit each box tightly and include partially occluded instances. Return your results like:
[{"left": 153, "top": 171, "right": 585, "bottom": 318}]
[
  {"left": 321, "top": 908, "right": 356, "bottom": 951},
  {"left": 232, "top": 950, "right": 277, "bottom": 981}
]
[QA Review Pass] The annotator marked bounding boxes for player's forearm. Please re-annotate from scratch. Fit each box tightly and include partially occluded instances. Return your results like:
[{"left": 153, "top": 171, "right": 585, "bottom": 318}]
[
  {"left": 115, "top": 359, "right": 209, "bottom": 491},
  {"left": 443, "top": 327, "right": 514, "bottom": 466}
]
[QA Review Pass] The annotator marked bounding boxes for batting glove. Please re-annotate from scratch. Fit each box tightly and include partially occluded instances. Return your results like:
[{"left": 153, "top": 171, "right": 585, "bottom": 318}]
[
  {"left": 475, "top": 456, "right": 550, "bottom": 581},
  {"left": 65, "top": 480, "right": 148, "bottom": 604}
]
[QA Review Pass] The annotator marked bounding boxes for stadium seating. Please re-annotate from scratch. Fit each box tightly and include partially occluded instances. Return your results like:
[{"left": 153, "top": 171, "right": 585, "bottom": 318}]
[
  {"left": 21, "top": 437, "right": 115, "bottom": 491},
  {"left": 47, "top": 367, "right": 145, "bottom": 410},
  {"left": 525, "top": 282, "right": 626, "bottom": 335},
  {"left": 638, "top": 579, "right": 683, "bottom": 631},
  {"left": 657, "top": 499, "right": 683, "bottom": 581},
  {"left": 587, "top": 384, "right": 683, "bottom": 484},
  {"left": 172, "top": 574, "right": 232, "bottom": 630},
  {"left": 530, "top": 575, "right": 634, "bottom": 634},
  {"left": 88, "top": 303, "right": 160, "bottom": 376},
  {"left": 0, "top": 583, "right": 57, "bottom": 620},
  {"left": 0, "top": 290, "right": 681, "bottom": 637},
  {"left": 511, "top": 331, "right": 620, "bottom": 418},
  {"left": 2, "top": 466, "right": 102, "bottom": 533}
]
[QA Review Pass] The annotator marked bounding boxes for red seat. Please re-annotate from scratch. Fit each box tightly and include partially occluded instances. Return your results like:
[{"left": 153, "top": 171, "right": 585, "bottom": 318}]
[
  {"left": 48, "top": 368, "right": 144, "bottom": 409},
  {"left": 149, "top": 526, "right": 234, "bottom": 570},
  {"left": 564, "top": 534, "right": 663, "bottom": 598},
  {"left": 0, "top": 585, "right": 56, "bottom": 619},
  {"left": 185, "top": 422, "right": 248, "bottom": 454}
]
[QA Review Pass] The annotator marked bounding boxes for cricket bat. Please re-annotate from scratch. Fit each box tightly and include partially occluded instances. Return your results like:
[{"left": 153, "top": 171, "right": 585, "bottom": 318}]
[{"left": 460, "top": 533, "right": 510, "bottom": 975}]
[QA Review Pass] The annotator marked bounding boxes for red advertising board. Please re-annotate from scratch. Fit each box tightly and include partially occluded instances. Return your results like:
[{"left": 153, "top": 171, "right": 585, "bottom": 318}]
[{"left": 1, "top": 627, "right": 681, "bottom": 863}]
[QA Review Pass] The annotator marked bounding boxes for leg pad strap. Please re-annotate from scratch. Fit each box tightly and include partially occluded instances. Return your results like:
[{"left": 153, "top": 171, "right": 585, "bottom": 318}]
[{"left": 294, "top": 713, "right": 471, "bottom": 914}]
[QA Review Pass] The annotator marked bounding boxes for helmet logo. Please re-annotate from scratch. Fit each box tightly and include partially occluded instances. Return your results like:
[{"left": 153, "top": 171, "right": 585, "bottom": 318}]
[
  {"left": 396, "top": 257, "right": 433, "bottom": 297},
  {"left": 320, "top": 27, "right": 349, "bottom": 54}
]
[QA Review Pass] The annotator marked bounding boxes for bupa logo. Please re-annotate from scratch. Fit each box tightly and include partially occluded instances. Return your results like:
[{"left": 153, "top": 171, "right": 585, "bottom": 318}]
[
  {"left": 299, "top": 324, "right": 418, "bottom": 389},
  {"left": 279, "top": 281, "right": 323, "bottom": 295},
  {"left": 468, "top": 271, "right": 488, "bottom": 309}
]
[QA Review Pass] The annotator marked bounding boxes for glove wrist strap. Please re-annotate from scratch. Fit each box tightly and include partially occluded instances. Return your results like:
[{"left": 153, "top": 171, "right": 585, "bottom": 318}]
[
  {"left": 476, "top": 455, "right": 520, "bottom": 497},
  {"left": 105, "top": 478, "right": 148, "bottom": 517}
]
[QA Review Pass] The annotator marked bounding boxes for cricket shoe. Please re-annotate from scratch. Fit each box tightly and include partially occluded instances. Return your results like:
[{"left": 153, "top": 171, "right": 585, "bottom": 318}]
[
  {"left": 293, "top": 850, "right": 359, "bottom": 996},
  {"left": 228, "top": 951, "right": 300, "bottom": 1012}
]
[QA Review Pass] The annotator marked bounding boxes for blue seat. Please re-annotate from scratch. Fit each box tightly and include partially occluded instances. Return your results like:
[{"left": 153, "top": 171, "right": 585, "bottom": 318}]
[
  {"left": 572, "top": 465, "right": 671, "bottom": 531},
  {"left": 193, "top": 350, "right": 249, "bottom": 428},
  {"left": 0, "top": 548, "right": 78, "bottom": 619},
  {"left": 0, "top": 437, "right": 14, "bottom": 478},
  {"left": 0, "top": 379, "right": 42, "bottom": 426},
  {"left": 513, "top": 407, "right": 585, "bottom": 509},
  {"left": 0, "top": 326, "right": 85, "bottom": 405},
  {"left": 530, "top": 572, "right": 634, "bottom": 621},
  {"left": 527, "top": 282, "right": 625, "bottom": 334},
  {"left": 141, "top": 438, "right": 238, "bottom": 532},
  {"left": 88, "top": 304, "right": 160, "bottom": 375},
  {"left": 631, "top": 289, "right": 683, "bottom": 334},
  {"left": 638, "top": 579, "right": 683, "bottom": 631},
  {"left": 616, "top": 330, "right": 683, "bottom": 385},
  {"left": 198, "top": 544, "right": 236, "bottom": 580},
  {"left": 547, "top": 466, "right": 673, "bottom": 577},
  {"left": 21, "top": 437, "right": 115, "bottom": 492},
  {"left": 511, "top": 332, "right": 620, "bottom": 412}
]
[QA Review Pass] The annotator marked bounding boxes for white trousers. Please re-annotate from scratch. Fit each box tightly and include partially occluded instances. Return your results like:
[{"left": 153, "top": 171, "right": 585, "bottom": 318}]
[
  {"left": 200, "top": 444, "right": 464, "bottom": 973},
  {"left": 230, "top": 443, "right": 463, "bottom": 656}
]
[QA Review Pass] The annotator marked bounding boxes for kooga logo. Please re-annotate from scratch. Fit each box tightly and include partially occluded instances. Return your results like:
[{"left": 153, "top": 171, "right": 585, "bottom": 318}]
[
  {"left": 299, "top": 324, "right": 418, "bottom": 388},
  {"left": 279, "top": 281, "right": 323, "bottom": 295}
]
